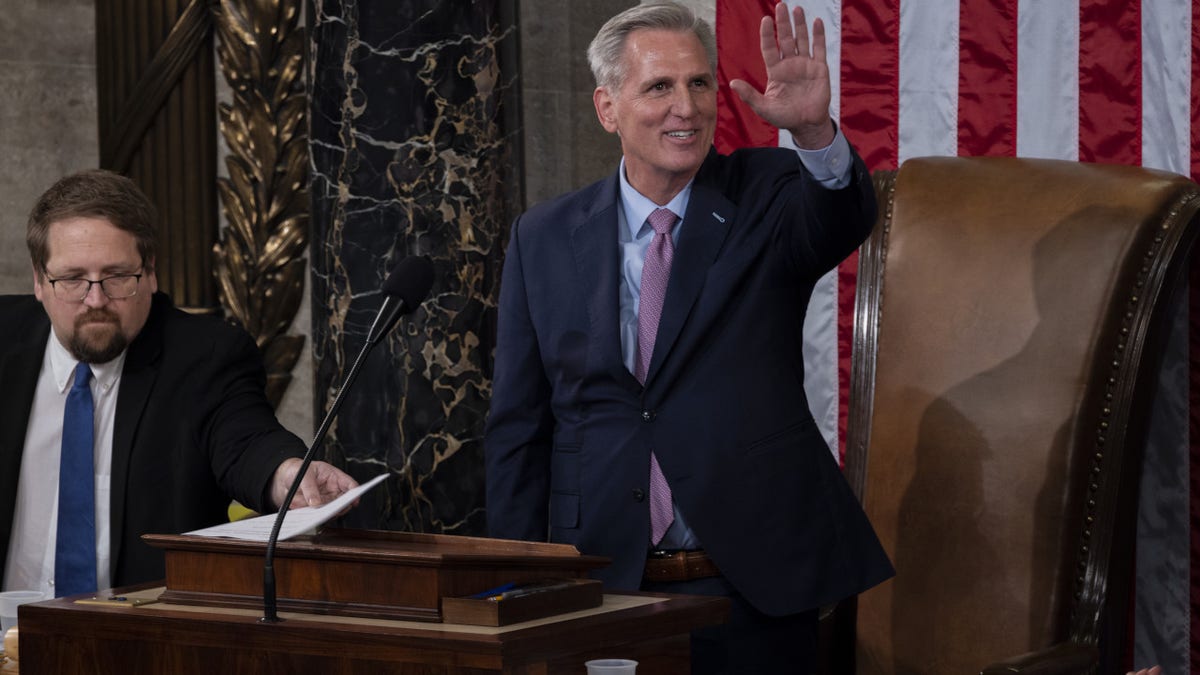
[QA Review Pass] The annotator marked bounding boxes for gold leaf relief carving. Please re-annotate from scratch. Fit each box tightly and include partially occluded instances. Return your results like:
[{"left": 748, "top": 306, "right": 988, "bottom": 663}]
[{"left": 213, "top": 0, "right": 309, "bottom": 407}]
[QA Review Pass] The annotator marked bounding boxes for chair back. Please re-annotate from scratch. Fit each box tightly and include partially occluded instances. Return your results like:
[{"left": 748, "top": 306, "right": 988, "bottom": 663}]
[{"left": 844, "top": 156, "right": 1200, "bottom": 674}]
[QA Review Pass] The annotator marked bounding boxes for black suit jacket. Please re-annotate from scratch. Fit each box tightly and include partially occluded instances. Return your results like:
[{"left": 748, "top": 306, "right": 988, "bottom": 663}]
[
  {"left": 0, "top": 292, "right": 305, "bottom": 586},
  {"left": 485, "top": 146, "right": 894, "bottom": 616}
]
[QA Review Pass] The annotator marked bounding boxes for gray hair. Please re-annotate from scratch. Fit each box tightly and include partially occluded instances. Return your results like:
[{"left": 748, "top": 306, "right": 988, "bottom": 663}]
[{"left": 587, "top": 2, "right": 718, "bottom": 92}]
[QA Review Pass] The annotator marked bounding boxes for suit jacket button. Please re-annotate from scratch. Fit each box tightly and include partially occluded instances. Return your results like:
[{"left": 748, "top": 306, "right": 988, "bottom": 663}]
[
  {"left": 632, "top": 488, "right": 645, "bottom": 501},
  {"left": 641, "top": 410, "right": 655, "bottom": 422}
]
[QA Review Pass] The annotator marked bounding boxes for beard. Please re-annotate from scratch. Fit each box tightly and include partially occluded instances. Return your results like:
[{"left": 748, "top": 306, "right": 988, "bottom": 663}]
[{"left": 67, "top": 310, "right": 128, "bottom": 364}]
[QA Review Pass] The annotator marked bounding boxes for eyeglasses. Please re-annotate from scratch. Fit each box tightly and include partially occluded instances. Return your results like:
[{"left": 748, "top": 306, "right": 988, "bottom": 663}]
[{"left": 45, "top": 271, "right": 143, "bottom": 302}]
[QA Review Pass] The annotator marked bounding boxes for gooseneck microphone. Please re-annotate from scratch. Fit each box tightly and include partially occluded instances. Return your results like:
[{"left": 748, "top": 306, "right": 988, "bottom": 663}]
[{"left": 261, "top": 255, "right": 435, "bottom": 623}]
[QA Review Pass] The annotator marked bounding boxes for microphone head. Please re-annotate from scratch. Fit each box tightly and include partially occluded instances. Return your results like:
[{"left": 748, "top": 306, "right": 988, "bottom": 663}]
[{"left": 382, "top": 255, "right": 435, "bottom": 310}]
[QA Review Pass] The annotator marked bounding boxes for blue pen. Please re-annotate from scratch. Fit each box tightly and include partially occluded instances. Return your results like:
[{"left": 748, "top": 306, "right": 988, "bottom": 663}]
[
  {"left": 486, "top": 580, "right": 573, "bottom": 602},
  {"left": 467, "top": 582, "right": 516, "bottom": 599}
]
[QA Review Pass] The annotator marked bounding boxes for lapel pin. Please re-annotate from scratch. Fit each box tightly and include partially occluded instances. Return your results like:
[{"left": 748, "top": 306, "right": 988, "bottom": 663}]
[{"left": 711, "top": 212, "right": 726, "bottom": 223}]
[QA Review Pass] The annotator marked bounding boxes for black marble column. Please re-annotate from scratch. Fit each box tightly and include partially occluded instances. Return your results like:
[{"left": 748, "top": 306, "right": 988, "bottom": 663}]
[{"left": 308, "top": 0, "right": 520, "bottom": 535}]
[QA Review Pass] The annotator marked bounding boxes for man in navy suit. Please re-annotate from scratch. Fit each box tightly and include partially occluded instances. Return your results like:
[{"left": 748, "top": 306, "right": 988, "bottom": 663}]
[
  {"left": 0, "top": 169, "right": 357, "bottom": 596},
  {"left": 485, "top": 2, "right": 892, "bottom": 671}
]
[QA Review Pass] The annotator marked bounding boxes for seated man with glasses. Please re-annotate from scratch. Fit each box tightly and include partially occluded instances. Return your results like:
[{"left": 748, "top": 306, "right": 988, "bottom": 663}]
[
  {"left": 0, "top": 169, "right": 358, "bottom": 598},
  {"left": 44, "top": 271, "right": 144, "bottom": 306}
]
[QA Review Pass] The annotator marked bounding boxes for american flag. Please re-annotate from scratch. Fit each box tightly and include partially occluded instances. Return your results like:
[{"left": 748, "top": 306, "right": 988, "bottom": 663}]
[{"left": 710, "top": 0, "right": 1197, "bottom": 670}]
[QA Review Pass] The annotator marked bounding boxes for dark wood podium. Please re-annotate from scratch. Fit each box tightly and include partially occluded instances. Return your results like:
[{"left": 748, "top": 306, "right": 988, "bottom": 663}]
[
  {"left": 18, "top": 528, "right": 724, "bottom": 667},
  {"left": 19, "top": 586, "right": 726, "bottom": 674}
]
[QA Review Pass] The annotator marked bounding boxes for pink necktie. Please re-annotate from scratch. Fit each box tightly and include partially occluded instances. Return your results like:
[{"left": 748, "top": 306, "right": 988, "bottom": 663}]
[{"left": 636, "top": 207, "right": 676, "bottom": 545}]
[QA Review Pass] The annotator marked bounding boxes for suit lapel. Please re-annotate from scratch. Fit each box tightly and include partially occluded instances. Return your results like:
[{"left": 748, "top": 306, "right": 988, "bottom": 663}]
[
  {"left": 109, "top": 294, "right": 165, "bottom": 576},
  {"left": 0, "top": 317, "right": 50, "bottom": 577},
  {"left": 570, "top": 174, "right": 640, "bottom": 392},
  {"left": 0, "top": 331, "right": 47, "bottom": 474},
  {"left": 645, "top": 183, "right": 735, "bottom": 384}
]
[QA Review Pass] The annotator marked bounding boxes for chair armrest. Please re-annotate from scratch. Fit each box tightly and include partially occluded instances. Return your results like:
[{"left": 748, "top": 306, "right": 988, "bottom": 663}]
[{"left": 981, "top": 642, "right": 1098, "bottom": 675}]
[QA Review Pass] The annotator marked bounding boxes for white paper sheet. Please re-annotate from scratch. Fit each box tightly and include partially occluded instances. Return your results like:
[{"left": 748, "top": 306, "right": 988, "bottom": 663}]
[{"left": 184, "top": 473, "right": 388, "bottom": 541}]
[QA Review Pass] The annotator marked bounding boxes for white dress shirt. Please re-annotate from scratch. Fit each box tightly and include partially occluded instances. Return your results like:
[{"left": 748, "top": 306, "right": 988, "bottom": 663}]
[{"left": 3, "top": 331, "right": 122, "bottom": 595}]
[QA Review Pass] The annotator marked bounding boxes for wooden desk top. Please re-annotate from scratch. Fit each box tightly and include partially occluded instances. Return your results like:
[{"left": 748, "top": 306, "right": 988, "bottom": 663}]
[{"left": 17, "top": 585, "right": 729, "bottom": 674}]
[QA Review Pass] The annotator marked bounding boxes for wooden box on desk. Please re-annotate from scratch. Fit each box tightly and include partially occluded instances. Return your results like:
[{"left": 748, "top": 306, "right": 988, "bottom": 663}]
[
  {"left": 142, "top": 528, "right": 608, "bottom": 623},
  {"left": 442, "top": 578, "right": 603, "bottom": 626}
]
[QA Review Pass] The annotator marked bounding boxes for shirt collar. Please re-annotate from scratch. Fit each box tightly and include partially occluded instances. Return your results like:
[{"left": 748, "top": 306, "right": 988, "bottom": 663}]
[
  {"left": 47, "top": 330, "right": 127, "bottom": 395},
  {"left": 617, "top": 157, "right": 693, "bottom": 240}
]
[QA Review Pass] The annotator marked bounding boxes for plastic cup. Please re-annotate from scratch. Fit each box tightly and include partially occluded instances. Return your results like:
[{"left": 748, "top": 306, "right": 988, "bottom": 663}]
[
  {"left": 0, "top": 591, "right": 44, "bottom": 635},
  {"left": 585, "top": 659, "right": 638, "bottom": 674}
]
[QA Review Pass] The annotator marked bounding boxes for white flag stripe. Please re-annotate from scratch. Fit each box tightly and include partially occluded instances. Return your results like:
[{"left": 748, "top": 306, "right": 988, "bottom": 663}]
[
  {"left": 898, "top": 0, "right": 959, "bottom": 163},
  {"left": 785, "top": 0, "right": 844, "bottom": 459},
  {"left": 1016, "top": 0, "right": 1079, "bottom": 160},
  {"left": 802, "top": 269, "right": 843, "bottom": 456},
  {"left": 786, "top": 0, "right": 843, "bottom": 122},
  {"left": 1141, "top": 0, "right": 1192, "bottom": 174}
]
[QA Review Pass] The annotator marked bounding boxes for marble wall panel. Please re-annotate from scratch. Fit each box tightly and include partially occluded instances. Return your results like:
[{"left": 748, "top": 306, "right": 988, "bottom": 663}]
[{"left": 308, "top": 0, "right": 519, "bottom": 535}]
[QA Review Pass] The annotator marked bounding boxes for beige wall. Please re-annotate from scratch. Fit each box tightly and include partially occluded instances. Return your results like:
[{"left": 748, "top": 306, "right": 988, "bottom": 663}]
[
  {"left": 0, "top": 0, "right": 98, "bottom": 295},
  {"left": 518, "top": 0, "right": 632, "bottom": 206}
]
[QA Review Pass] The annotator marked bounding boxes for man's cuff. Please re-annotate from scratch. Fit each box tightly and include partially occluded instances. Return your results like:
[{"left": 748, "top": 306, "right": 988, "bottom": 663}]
[{"left": 791, "top": 124, "right": 852, "bottom": 189}]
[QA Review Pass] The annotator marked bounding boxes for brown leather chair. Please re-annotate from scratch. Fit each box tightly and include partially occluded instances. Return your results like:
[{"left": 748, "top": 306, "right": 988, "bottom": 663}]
[{"left": 828, "top": 157, "right": 1200, "bottom": 675}]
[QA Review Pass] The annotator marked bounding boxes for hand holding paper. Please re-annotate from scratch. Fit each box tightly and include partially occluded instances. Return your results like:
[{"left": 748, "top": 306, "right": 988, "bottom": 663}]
[{"left": 186, "top": 473, "right": 387, "bottom": 542}]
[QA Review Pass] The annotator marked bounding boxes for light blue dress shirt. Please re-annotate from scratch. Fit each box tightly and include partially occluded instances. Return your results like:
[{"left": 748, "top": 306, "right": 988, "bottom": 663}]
[{"left": 616, "top": 129, "right": 854, "bottom": 551}]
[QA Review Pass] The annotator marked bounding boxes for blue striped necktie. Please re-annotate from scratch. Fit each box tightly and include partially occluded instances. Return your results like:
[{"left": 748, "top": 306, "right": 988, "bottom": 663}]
[{"left": 56, "top": 362, "right": 97, "bottom": 597}]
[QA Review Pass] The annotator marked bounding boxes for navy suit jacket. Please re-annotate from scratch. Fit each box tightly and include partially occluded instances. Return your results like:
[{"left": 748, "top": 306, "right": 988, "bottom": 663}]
[
  {"left": 485, "top": 146, "right": 894, "bottom": 616},
  {"left": 0, "top": 292, "right": 304, "bottom": 587}
]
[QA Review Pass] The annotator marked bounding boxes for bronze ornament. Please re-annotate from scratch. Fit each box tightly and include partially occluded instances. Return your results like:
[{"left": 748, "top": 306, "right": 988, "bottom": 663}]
[{"left": 212, "top": 0, "right": 309, "bottom": 407}]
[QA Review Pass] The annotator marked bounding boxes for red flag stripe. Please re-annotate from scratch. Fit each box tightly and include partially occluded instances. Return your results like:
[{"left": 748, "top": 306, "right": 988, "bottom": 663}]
[
  {"left": 958, "top": 0, "right": 1019, "bottom": 157},
  {"left": 835, "top": 256, "right": 858, "bottom": 464},
  {"left": 1192, "top": 0, "right": 1200, "bottom": 183},
  {"left": 1078, "top": 0, "right": 1142, "bottom": 165},
  {"left": 837, "top": 0, "right": 899, "bottom": 462},
  {"left": 839, "top": 0, "right": 901, "bottom": 172},
  {"left": 715, "top": 0, "right": 778, "bottom": 154}
]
